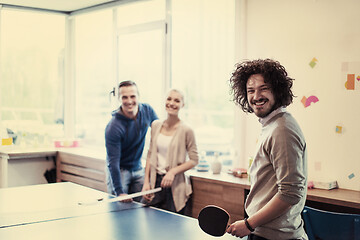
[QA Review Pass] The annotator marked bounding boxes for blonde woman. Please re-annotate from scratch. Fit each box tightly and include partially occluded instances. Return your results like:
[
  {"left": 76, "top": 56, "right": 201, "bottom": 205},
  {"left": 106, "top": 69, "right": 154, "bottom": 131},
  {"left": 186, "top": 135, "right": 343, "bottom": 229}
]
[{"left": 142, "top": 89, "right": 198, "bottom": 214}]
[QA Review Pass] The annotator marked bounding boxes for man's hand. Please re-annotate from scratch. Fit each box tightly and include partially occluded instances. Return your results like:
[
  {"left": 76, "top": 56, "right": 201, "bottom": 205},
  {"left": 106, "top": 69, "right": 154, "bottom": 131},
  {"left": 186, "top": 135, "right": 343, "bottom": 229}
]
[
  {"left": 226, "top": 220, "right": 251, "bottom": 238},
  {"left": 118, "top": 193, "right": 133, "bottom": 203}
]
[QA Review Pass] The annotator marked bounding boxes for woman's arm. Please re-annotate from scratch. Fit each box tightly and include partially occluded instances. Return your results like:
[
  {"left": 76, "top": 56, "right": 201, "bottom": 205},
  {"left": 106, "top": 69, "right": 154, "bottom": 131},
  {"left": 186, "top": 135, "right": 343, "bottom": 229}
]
[
  {"left": 161, "top": 160, "right": 197, "bottom": 188},
  {"left": 161, "top": 127, "right": 198, "bottom": 188},
  {"left": 142, "top": 121, "right": 158, "bottom": 201}
]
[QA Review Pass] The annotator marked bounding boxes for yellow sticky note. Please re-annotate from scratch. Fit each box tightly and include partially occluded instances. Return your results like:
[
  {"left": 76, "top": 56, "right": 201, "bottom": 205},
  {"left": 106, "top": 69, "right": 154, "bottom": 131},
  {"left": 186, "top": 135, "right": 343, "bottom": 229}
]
[
  {"left": 2, "top": 138, "right": 13, "bottom": 145},
  {"left": 335, "top": 126, "right": 342, "bottom": 133}
]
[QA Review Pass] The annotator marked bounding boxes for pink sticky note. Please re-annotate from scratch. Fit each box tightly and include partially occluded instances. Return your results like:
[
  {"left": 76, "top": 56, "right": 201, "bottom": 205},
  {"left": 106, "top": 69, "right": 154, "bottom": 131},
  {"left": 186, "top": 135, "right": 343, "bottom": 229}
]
[
  {"left": 305, "top": 95, "right": 319, "bottom": 107},
  {"left": 341, "top": 62, "right": 349, "bottom": 71}
]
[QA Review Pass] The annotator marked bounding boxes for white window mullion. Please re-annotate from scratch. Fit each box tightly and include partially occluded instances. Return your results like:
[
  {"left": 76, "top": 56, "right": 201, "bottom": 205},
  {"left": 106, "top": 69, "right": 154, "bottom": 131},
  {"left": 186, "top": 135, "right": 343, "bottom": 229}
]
[
  {"left": 232, "top": 0, "right": 248, "bottom": 168},
  {"left": 64, "top": 15, "right": 76, "bottom": 138},
  {"left": 164, "top": 0, "right": 172, "bottom": 92},
  {"left": 112, "top": 8, "right": 119, "bottom": 87}
]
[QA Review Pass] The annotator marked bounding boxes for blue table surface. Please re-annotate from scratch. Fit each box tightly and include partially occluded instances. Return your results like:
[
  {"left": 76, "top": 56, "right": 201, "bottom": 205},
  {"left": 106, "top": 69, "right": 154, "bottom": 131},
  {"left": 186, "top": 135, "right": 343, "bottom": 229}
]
[{"left": 0, "top": 182, "right": 246, "bottom": 240}]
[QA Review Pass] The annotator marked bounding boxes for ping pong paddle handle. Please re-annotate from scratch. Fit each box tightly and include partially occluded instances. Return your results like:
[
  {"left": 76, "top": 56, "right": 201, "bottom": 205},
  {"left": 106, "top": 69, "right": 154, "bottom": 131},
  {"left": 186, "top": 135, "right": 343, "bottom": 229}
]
[{"left": 78, "top": 187, "right": 162, "bottom": 205}]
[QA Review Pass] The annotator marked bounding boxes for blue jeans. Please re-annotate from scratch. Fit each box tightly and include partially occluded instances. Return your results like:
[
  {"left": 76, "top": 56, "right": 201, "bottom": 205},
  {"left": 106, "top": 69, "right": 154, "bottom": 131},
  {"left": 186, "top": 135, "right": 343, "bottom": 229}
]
[{"left": 107, "top": 167, "right": 144, "bottom": 202}]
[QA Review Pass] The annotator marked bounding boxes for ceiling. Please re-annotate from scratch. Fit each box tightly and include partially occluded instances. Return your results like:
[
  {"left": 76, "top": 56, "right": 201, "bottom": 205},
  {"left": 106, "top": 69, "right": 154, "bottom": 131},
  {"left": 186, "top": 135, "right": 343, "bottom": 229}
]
[{"left": 0, "top": 0, "right": 120, "bottom": 13}]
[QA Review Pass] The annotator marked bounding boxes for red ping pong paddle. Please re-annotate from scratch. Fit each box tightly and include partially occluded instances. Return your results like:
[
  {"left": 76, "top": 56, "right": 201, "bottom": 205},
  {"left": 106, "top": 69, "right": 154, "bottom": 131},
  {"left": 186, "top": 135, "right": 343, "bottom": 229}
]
[{"left": 198, "top": 205, "right": 230, "bottom": 237}]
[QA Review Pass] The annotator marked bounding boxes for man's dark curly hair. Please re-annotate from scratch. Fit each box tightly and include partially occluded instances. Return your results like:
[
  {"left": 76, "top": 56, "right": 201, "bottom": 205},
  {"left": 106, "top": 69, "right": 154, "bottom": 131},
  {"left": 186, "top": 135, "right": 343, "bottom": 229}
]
[{"left": 229, "top": 59, "right": 295, "bottom": 113}]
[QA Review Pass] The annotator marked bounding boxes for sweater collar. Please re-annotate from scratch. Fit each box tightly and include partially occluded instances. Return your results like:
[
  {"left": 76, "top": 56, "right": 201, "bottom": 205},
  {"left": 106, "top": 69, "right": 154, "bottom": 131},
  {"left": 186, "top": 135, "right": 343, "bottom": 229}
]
[{"left": 258, "top": 107, "right": 287, "bottom": 126}]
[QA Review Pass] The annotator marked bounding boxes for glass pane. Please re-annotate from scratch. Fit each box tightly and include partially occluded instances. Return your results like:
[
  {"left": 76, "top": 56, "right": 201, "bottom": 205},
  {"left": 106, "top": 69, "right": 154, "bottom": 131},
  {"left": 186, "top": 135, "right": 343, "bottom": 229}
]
[
  {"left": 0, "top": 9, "right": 65, "bottom": 146},
  {"left": 117, "top": 26, "right": 165, "bottom": 158},
  {"left": 118, "top": 28, "right": 164, "bottom": 117},
  {"left": 172, "top": 0, "right": 236, "bottom": 168},
  {"left": 75, "top": 9, "right": 114, "bottom": 148},
  {"left": 74, "top": 2, "right": 166, "bottom": 150}
]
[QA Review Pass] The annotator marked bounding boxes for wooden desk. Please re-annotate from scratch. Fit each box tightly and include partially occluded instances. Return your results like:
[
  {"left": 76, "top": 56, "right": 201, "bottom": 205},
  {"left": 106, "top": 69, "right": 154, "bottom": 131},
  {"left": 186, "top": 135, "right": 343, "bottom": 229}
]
[
  {"left": 189, "top": 170, "right": 249, "bottom": 221},
  {"left": 189, "top": 170, "right": 360, "bottom": 219},
  {"left": 1, "top": 147, "right": 360, "bottom": 216},
  {"left": 0, "top": 147, "right": 106, "bottom": 190},
  {"left": 0, "top": 147, "right": 57, "bottom": 188},
  {"left": 306, "top": 188, "right": 360, "bottom": 214},
  {"left": 56, "top": 149, "right": 107, "bottom": 192}
]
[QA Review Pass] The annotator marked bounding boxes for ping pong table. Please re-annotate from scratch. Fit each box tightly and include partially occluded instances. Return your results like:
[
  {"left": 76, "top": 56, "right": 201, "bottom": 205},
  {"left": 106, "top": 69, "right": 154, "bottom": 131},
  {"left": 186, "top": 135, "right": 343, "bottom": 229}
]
[{"left": 0, "top": 182, "right": 245, "bottom": 239}]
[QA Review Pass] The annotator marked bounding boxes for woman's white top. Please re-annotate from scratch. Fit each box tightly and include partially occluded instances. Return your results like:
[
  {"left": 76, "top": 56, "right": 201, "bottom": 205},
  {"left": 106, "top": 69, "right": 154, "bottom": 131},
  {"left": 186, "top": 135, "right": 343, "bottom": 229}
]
[{"left": 156, "top": 133, "right": 173, "bottom": 174}]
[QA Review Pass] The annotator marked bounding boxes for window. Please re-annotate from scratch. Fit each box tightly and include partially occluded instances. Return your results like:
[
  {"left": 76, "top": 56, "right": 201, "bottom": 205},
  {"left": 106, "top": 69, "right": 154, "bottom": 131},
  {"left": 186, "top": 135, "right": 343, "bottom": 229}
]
[
  {"left": 0, "top": 9, "right": 65, "bottom": 146},
  {"left": 172, "top": 0, "right": 236, "bottom": 167},
  {"left": 116, "top": 0, "right": 166, "bottom": 118},
  {"left": 74, "top": 0, "right": 166, "bottom": 149},
  {"left": 0, "top": 1, "right": 238, "bottom": 171},
  {"left": 74, "top": 0, "right": 237, "bottom": 168},
  {"left": 74, "top": 9, "right": 114, "bottom": 148}
]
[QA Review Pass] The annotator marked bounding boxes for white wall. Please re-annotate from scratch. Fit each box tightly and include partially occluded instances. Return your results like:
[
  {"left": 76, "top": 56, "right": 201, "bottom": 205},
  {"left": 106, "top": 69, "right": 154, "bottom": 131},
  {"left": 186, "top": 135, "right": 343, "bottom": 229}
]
[
  {"left": 8, "top": 158, "right": 55, "bottom": 187},
  {"left": 238, "top": 0, "right": 360, "bottom": 191}
]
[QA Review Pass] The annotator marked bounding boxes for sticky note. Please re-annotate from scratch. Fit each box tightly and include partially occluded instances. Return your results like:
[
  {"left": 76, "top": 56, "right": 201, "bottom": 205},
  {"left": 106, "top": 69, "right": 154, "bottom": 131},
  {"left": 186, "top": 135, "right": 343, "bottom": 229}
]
[
  {"left": 348, "top": 173, "right": 355, "bottom": 179},
  {"left": 1, "top": 138, "right": 13, "bottom": 145},
  {"left": 306, "top": 96, "right": 319, "bottom": 107},
  {"left": 302, "top": 95, "right": 319, "bottom": 107},
  {"left": 335, "top": 126, "right": 342, "bottom": 133},
  {"left": 345, "top": 74, "right": 355, "bottom": 90},
  {"left": 341, "top": 62, "right": 349, "bottom": 71},
  {"left": 301, "top": 96, "right": 307, "bottom": 107},
  {"left": 309, "top": 57, "right": 318, "bottom": 68}
]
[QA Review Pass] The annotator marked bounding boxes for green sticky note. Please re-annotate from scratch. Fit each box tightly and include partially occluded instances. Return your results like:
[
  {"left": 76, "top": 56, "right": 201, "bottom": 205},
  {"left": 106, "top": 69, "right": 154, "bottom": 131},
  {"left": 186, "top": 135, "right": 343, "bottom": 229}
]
[{"left": 309, "top": 61, "right": 316, "bottom": 68}]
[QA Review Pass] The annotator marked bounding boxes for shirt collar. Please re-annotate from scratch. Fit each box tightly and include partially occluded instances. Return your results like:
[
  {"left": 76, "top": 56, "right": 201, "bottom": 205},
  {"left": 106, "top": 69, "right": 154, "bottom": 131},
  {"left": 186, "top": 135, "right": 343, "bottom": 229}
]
[{"left": 258, "top": 107, "right": 287, "bottom": 126}]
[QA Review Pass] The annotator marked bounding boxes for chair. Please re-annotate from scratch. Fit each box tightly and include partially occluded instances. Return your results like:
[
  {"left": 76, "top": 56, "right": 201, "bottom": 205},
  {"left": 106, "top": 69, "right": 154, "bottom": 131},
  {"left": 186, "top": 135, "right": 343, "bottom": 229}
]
[{"left": 302, "top": 206, "right": 360, "bottom": 240}]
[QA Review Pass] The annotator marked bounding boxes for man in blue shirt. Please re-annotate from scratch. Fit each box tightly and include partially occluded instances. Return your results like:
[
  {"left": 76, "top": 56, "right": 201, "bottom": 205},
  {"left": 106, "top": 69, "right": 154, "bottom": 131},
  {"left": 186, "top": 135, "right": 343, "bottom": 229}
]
[{"left": 105, "top": 80, "right": 158, "bottom": 201}]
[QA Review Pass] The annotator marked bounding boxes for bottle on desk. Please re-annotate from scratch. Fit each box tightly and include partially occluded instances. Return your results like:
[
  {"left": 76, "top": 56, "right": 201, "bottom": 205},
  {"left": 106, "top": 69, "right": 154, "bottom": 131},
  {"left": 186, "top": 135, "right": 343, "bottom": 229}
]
[
  {"left": 196, "top": 151, "right": 210, "bottom": 172},
  {"left": 211, "top": 151, "right": 222, "bottom": 174}
]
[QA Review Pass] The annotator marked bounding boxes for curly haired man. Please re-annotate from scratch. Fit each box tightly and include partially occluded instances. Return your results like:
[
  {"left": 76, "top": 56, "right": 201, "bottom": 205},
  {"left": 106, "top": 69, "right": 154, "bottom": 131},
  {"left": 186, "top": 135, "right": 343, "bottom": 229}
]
[{"left": 227, "top": 59, "right": 308, "bottom": 240}]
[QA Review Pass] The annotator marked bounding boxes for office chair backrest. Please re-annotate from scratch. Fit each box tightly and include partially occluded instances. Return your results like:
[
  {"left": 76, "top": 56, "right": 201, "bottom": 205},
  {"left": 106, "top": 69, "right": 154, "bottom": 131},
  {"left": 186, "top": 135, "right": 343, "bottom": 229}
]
[{"left": 302, "top": 206, "right": 360, "bottom": 240}]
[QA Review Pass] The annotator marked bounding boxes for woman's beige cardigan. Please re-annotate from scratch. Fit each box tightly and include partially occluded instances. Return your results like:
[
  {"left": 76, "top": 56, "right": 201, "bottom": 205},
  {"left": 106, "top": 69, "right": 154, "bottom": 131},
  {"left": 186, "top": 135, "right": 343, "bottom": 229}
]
[{"left": 146, "top": 120, "right": 199, "bottom": 212}]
